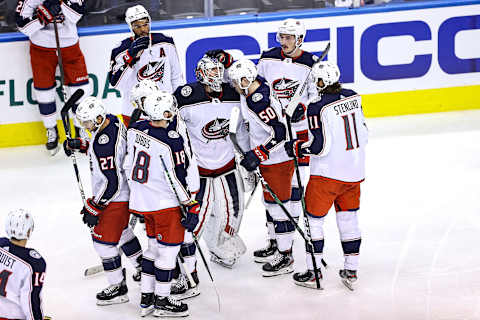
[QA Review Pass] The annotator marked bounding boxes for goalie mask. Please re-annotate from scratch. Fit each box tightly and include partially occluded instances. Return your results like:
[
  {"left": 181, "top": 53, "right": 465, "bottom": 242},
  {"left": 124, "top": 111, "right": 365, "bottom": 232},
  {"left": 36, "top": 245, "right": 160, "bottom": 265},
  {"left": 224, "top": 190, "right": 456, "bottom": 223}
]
[
  {"left": 76, "top": 96, "right": 107, "bottom": 131},
  {"left": 277, "top": 18, "right": 306, "bottom": 51},
  {"left": 143, "top": 91, "right": 177, "bottom": 121},
  {"left": 5, "top": 208, "right": 34, "bottom": 240},
  {"left": 125, "top": 5, "right": 151, "bottom": 37},
  {"left": 195, "top": 56, "right": 224, "bottom": 92},
  {"left": 311, "top": 61, "right": 340, "bottom": 92},
  {"left": 130, "top": 79, "right": 160, "bottom": 110},
  {"left": 228, "top": 59, "right": 258, "bottom": 94}
]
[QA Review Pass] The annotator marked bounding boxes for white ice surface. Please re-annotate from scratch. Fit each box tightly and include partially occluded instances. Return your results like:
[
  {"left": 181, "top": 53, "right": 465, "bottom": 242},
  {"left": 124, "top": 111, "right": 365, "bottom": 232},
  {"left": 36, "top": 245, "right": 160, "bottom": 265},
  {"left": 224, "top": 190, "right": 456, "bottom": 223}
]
[{"left": 1, "top": 110, "right": 480, "bottom": 320}]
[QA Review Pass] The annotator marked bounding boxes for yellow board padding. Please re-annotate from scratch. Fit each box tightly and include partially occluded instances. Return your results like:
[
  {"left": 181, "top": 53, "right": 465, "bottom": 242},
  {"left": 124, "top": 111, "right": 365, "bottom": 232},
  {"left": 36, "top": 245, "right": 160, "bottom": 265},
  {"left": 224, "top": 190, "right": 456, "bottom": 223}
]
[
  {"left": 362, "top": 85, "right": 480, "bottom": 117},
  {"left": 1, "top": 85, "right": 480, "bottom": 148}
]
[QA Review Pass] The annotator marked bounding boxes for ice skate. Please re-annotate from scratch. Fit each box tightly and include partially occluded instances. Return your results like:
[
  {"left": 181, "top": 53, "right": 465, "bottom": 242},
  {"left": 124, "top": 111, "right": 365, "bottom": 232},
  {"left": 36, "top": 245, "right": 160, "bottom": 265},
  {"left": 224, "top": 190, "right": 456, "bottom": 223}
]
[
  {"left": 253, "top": 239, "right": 277, "bottom": 263},
  {"left": 339, "top": 269, "right": 357, "bottom": 291},
  {"left": 96, "top": 269, "right": 129, "bottom": 305},
  {"left": 262, "top": 250, "right": 294, "bottom": 277},
  {"left": 46, "top": 126, "right": 59, "bottom": 156},
  {"left": 293, "top": 269, "right": 323, "bottom": 290},
  {"left": 140, "top": 292, "right": 155, "bottom": 317},
  {"left": 171, "top": 271, "right": 200, "bottom": 300},
  {"left": 153, "top": 295, "right": 188, "bottom": 317},
  {"left": 210, "top": 252, "right": 237, "bottom": 268}
]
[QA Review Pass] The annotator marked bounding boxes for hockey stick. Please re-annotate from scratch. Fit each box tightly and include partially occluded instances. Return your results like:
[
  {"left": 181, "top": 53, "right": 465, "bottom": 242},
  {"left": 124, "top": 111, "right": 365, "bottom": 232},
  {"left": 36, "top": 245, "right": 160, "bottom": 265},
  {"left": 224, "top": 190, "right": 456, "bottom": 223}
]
[
  {"left": 159, "top": 155, "right": 221, "bottom": 312},
  {"left": 229, "top": 108, "right": 326, "bottom": 272},
  {"left": 53, "top": 20, "right": 68, "bottom": 103},
  {"left": 61, "top": 89, "right": 102, "bottom": 241},
  {"left": 244, "top": 178, "right": 259, "bottom": 209}
]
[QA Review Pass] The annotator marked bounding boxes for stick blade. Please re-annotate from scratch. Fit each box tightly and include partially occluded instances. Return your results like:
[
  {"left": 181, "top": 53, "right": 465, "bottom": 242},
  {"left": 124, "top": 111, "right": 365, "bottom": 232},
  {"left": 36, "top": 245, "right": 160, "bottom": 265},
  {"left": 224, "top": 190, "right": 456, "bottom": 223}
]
[
  {"left": 61, "top": 89, "right": 84, "bottom": 115},
  {"left": 84, "top": 265, "right": 104, "bottom": 277}
]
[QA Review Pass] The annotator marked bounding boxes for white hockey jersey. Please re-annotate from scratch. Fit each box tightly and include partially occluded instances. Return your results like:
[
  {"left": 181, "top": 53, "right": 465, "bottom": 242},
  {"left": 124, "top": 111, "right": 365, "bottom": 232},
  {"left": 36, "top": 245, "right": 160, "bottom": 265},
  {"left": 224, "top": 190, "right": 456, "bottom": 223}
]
[
  {"left": 125, "top": 117, "right": 193, "bottom": 213},
  {"left": 300, "top": 89, "right": 368, "bottom": 182},
  {"left": 239, "top": 77, "right": 289, "bottom": 165},
  {"left": 0, "top": 238, "right": 46, "bottom": 320},
  {"left": 16, "top": 0, "right": 84, "bottom": 48},
  {"left": 109, "top": 33, "right": 185, "bottom": 118},
  {"left": 87, "top": 114, "right": 130, "bottom": 205},
  {"left": 257, "top": 47, "right": 318, "bottom": 133},
  {"left": 174, "top": 82, "right": 249, "bottom": 171}
]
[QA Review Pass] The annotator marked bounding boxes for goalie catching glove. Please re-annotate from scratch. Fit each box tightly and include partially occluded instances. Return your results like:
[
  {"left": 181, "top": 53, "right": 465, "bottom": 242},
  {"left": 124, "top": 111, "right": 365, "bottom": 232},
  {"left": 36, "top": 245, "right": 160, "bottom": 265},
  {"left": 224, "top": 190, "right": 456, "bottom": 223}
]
[
  {"left": 63, "top": 138, "right": 89, "bottom": 156},
  {"left": 240, "top": 145, "right": 269, "bottom": 172},
  {"left": 284, "top": 139, "right": 305, "bottom": 158},
  {"left": 205, "top": 49, "right": 234, "bottom": 68},
  {"left": 181, "top": 200, "right": 200, "bottom": 232},
  {"left": 81, "top": 198, "right": 105, "bottom": 228},
  {"left": 37, "top": 0, "right": 62, "bottom": 25}
]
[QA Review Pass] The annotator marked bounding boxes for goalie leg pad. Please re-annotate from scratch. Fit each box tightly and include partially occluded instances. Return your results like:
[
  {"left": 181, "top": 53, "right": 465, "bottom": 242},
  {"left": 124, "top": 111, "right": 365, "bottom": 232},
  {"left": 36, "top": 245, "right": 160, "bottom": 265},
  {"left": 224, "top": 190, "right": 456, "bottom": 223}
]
[
  {"left": 305, "top": 215, "right": 325, "bottom": 270},
  {"left": 193, "top": 177, "right": 214, "bottom": 238},
  {"left": 93, "top": 242, "right": 124, "bottom": 285},
  {"left": 154, "top": 244, "right": 180, "bottom": 297},
  {"left": 336, "top": 210, "right": 361, "bottom": 270}
]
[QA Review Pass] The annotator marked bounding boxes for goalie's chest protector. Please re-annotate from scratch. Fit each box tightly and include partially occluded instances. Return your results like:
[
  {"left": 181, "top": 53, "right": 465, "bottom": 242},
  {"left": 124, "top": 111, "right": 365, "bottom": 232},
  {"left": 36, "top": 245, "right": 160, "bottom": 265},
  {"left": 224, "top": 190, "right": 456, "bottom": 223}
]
[{"left": 176, "top": 82, "right": 241, "bottom": 170}]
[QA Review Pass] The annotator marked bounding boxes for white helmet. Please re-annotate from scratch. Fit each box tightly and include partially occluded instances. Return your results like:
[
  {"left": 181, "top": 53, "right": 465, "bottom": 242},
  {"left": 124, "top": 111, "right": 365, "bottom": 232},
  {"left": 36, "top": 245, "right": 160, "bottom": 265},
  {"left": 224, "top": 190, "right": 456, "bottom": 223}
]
[
  {"left": 228, "top": 59, "right": 258, "bottom": 92},
  {"left": 5, "top": 209, "right": 34, "bottom": 240},
  {"left": 130, "top": 79, "right": 160, "bottom": 110},
  {"left": 143, "top": 91, "right": 177, "bottom": 121},
  {"left": 195, "top": 55, "right": 224, "bottom": 92},
  {"left": 76, "top": 96, "right": 107, "bottom": 130},
  {"left": 125, "top": 5, "right": 150, "bottom": 36},
  {"left": 311, "top": 61, "right": 341, "bottom": 91},
  {"left": 277, "top": 18, "right": 306, "bottom": 50}
]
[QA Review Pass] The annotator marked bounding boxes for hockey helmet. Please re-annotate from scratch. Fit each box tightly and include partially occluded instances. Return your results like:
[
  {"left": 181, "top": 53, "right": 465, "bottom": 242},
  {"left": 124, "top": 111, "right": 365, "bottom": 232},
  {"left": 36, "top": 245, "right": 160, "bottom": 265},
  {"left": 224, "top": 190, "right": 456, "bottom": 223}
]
[
  {"left": 125, "top": 5, "right": 150, "bottom": 36},
  {"left": 76, "top": 96, "right": 107, "bottom": 131},
  {"left": 228, "top": 59, "right": 258, "bottom": 91},
  {"left": 130, "top": 79, "right": 160, "bottom": 110},
  {"left": 311, "top": 61, "right": 341, "bottom": 91},
  {"left": 143, "top": 91, "right": 177, "bottom": 121},
  {"left": 5, "top": 208, "right": 34, "bottom": 240},
  {"left": 277, "top": 18, "right": 306, "bottom": 50},
  {"left": 195, "top": 55, "right": 224, "bottom": 92}
]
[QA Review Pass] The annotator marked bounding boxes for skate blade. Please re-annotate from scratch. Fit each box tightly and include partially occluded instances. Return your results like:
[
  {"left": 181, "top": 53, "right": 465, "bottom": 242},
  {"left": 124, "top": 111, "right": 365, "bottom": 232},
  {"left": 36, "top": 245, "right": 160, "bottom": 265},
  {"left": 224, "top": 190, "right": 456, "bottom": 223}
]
[
  {"left": 48, "top": 146, "right": 60, "bottom": 156},
  {"left": 294, "top": 280, "right": 324, "bottom": 290},
  {"left": 152, "top": 309, "right": 189, "bottom": 317},
  {"left": 253, "top": 256, "right": 273, "bottom": 263},
  {"left": 84, "top": 265, "right": 104, "bottom": 277},
  {"left": 96, "top": 294, "right": 129, "bottom": 306},
  {"left": 262, "top": 266, "right": 294, "bottom": 277},
  {"left": 210, "top": 257, "right": 235, "bottom": 269},
  {"left": 172, "top": 287, "right": 200, "bottom": 301},
  {"left": 140, "top": 305, "right": 154, "bottom": 317},
  {"left": 341, "top": 279, "right": 355, "bottom": 291}
]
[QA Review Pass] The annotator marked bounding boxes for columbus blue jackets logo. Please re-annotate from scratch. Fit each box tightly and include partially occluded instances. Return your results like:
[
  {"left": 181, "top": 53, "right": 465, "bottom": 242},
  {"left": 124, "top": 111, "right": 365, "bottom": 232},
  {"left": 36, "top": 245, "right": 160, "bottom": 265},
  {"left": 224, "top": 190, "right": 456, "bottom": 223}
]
[
  {"left": 201, "top": 118, "right": 229, "bottom": 140},
  {"left": 272, "top": 78, "right": 300, "bottom": 99},
  {"left": 137, "top": 61, "right": 166, "bottom": 82}
]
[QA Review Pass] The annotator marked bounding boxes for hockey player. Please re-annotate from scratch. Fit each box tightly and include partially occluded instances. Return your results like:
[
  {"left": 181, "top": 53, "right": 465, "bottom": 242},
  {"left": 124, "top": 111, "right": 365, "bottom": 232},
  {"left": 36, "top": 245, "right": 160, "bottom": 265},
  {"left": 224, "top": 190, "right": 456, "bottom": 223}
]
[
  {"left": 0, "top": 209, "right": 47, "bottom": 320},
  {"left": 255, "top": 18, "right": 319, "bottom": 262},
  {"left": 124, "top": 91, "right": 200, "bottom": 317},
  {"left": 173, "top": 54, "right": 249, "bottom": 269},
  {"left": 229, "top": 59, "right": 295, "bottom": 276},
  {"left": 63, "top": 97, "right": 143, "bottom": 305},
  {"left": 284, "top": 61, "right": 367, "bottom": 290},
  {"left": 16, "top": 0, "right": 90, "bottom": 155},
  {"left": 109, "top": 4, "right": 184, "bottom": 127}
]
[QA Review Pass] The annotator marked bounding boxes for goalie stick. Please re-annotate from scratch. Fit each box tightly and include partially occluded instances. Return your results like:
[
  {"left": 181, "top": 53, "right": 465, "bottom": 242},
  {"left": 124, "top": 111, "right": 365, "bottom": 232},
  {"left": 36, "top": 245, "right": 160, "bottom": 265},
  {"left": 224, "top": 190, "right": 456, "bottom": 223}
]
[
  {"left": 229, "top": 107, "right": 327, "bottom": 277},
  {"left": 159, "top": 155, "right": 221, "bottom": 312}
]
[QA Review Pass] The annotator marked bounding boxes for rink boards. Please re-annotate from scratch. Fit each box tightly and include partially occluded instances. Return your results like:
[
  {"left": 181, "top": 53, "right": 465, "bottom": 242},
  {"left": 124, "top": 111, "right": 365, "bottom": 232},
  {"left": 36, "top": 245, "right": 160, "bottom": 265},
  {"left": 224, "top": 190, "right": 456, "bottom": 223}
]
[{"left": 0, "top": 0, "right": 479, "bottom": 147}]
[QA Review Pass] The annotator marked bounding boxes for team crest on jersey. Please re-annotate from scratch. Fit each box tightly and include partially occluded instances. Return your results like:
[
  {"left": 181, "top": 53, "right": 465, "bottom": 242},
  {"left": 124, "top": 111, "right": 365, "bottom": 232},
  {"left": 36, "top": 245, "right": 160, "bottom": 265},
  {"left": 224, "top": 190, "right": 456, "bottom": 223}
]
[
  {"left": 201, "top": 118, "right": 229, "bottom": 140},
  {"left": 30, "top": 249, "right": 41, "bottom": 259},
  {"left": 181, "top": 86, "right": 192, "bottom": 97},
  {"left": 168, "top": 131, "right": 180, "bottom": 139},
  {"left": 252, "top": 93, "right": 263, "bottom": 103},
  {"left": 272, "top": 78, "right": 300, "bottom": 99},
  {"left": 137, "top": 60, "right": 166, "bottom": 82},
  {"left": 98, "top": 134, "right": 109, "bottom": 145}
]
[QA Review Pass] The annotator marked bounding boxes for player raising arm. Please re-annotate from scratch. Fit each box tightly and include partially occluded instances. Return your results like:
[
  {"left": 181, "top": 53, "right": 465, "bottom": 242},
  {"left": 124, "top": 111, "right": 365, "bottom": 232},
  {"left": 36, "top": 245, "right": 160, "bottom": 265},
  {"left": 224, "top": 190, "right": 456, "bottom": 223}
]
[
  {"left": 0, "top": 209, "right": 47, "bottom": 320},
  {"left": 284, "top": 61, "right": 368, "bottom": 290}
]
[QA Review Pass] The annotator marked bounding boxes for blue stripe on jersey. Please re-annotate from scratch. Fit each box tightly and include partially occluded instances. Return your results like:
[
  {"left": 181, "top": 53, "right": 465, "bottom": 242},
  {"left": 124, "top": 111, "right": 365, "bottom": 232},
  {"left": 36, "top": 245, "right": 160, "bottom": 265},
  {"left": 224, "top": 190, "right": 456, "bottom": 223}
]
[
  {"left": 174, "top": 81, "right": 240, "bottom": 109},
  {"left": 246, "top": 78, "right": 286, "bottom": 152},
  {"left": 93, "top": 114, "right": 121, "bottom": 205},
  {"left": 224, "top": 172, "right": 240, "bottom": 218},
  {"left": 195, "top": 177, "right": 207, "bottom": 204},
  {"left": 39, "top": 102, "right": 56, "bottom": 116},
  {"left": 259, "top": 47, "right": 318, "bottom": 68},
  {"left": 15, "top": 2, "right": 38, "bottom": 29}
]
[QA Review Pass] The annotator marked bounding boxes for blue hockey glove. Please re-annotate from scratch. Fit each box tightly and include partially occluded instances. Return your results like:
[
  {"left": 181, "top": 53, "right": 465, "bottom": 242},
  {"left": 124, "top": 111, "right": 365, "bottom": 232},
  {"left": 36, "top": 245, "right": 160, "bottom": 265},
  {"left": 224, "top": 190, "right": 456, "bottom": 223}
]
[
  {"left": 240, "top": 145, "right": 269, "bottom": 172},
  {"left": 181, "top": 201, "right": 200, "bottom": 232},
  {"left": 124, "top": 36, "right": 149, "bottom": 65},
  {"left": 63, "top": 138, "right": 89, "bottom": 157},
  {"left": 290, "top": 103, "right": 306, "bottom": 123},
  {"left": 284, "top": 139, "right": 305, "bottom": 158},
  {"left": 81, "top": 198, "right": 105, "bottom": 228},
  {"left": 37, "top": 0, "right": 61, "bottom": 25}
]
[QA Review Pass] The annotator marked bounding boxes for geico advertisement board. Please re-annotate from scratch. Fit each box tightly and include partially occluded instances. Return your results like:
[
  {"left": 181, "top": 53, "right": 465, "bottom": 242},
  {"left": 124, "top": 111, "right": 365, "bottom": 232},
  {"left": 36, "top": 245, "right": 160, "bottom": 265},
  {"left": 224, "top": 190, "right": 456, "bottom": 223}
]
[{"left": 0, "top": 2, "right": 479, "bottom": 127}]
